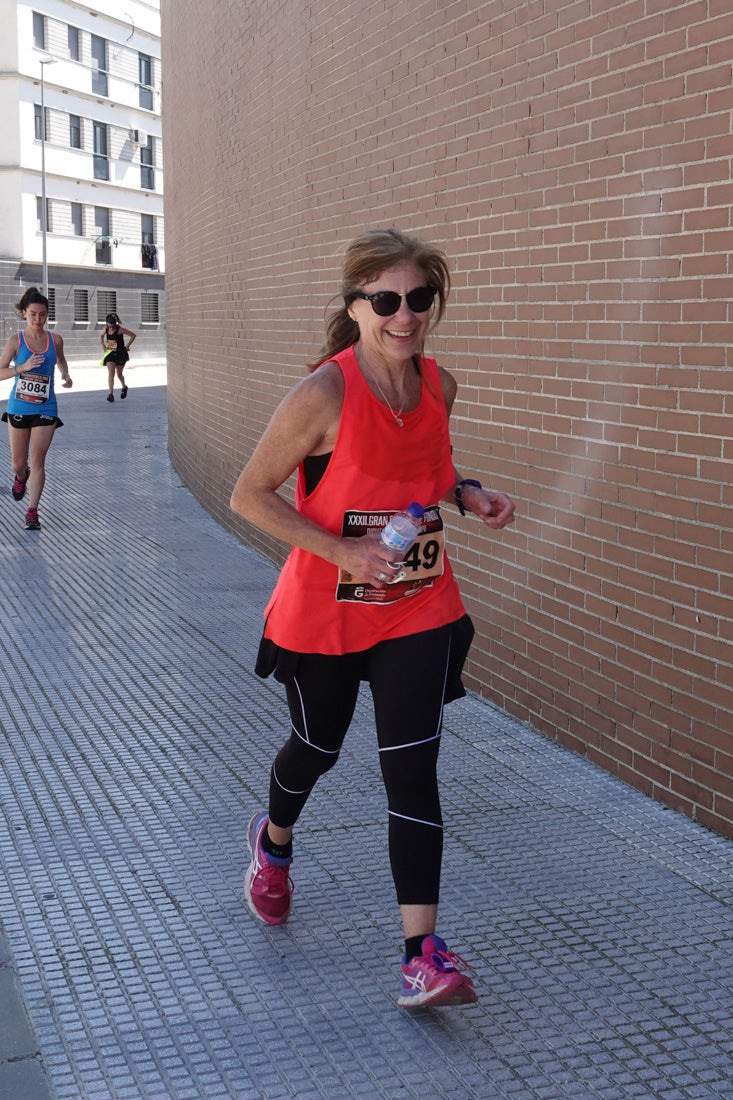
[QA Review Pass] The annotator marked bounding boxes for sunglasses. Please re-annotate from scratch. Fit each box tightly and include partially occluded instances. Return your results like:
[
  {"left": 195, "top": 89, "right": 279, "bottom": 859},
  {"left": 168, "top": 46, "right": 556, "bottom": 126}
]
[{"left": 349, "top": 285, "right": 437, "bottom": 317}]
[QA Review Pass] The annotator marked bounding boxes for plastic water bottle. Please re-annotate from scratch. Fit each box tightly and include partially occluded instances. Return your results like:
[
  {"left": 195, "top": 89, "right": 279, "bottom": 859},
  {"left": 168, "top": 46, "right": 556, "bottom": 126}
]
[{"left": 381, "top": 502, "right": 425, "bottom": 553}]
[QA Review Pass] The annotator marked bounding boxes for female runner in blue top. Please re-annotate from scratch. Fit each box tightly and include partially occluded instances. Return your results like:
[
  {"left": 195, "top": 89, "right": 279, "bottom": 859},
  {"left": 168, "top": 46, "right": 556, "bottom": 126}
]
[{"left": 0, "top": 287, "right": 72, "bottom": 529}]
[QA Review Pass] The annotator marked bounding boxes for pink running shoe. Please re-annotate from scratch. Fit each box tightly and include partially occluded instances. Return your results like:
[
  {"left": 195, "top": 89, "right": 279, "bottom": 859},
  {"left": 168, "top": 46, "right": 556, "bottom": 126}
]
[
  {"left": 24, "top": 507, "right": 41, "bottom": 531},
  {"left": 397, "top": 935, "right": 478, "bottom": 1009},
  {"left": 12, "top": 468, "right": 29, "bottom": 501},
  {"left": 244, "top": 811, "right": 293, "bottom": 925}
]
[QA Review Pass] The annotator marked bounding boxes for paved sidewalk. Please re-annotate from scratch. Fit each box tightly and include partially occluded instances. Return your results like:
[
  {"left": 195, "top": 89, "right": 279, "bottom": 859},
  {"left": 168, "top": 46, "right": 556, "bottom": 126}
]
[{"left": 1, "top": 374, "right": 733, "bottom": 1100}]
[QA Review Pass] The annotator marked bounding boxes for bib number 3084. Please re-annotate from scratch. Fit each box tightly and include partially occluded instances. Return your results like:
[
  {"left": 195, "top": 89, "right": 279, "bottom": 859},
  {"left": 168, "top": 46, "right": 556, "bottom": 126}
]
[{"left": 16, "top": 373, "right": 50, "bottom": 404}]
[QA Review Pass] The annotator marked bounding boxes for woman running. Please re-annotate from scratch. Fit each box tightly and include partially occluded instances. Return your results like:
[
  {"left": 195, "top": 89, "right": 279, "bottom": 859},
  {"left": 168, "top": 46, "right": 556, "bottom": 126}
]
[
  {"left": 101, "top": 312, "right": 136, "bottom": 402},
  {"left": 0, "top": 287, "right": 73, "bottom": 530},
  {"left": 230, "top": 229, "right": 516, "bottom": 1008}
]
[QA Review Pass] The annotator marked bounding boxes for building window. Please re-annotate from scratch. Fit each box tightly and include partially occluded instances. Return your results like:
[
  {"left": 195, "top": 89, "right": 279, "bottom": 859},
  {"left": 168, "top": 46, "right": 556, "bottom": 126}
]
[
  {"left": 91, "top": 35, "right": 107, "bottom": 96},
  {"left": 141, "top": 292, "right": 159, "bottom": 324},
  {"left": 93, "top": 122, "right": 109, "bottom": 180},
  {"left": 68, "top": 25, "right": 80, "bottom": 61},
  {"left": 74, "top": 289, "right": 89, "bottom": 323},
  {"left": 69, "top": 114, "right": 81, "bottom": 148},
  {"left": 71, "top": 202, "right": 83, "bottom": 235},
  {"left": 95, "top": 207, "right": 111, "bottom": 264},
  {"left": 138, "top": 53, "right": 153, "bottom": 110},
  {"left": 97, "top": 291, "right": 117, "bottom": 322},
  {"left": 141, "top": 213, "right": 158, "bottom": 269},
  {"left": 141, "top": 243, "right": 159, "bottom": 269},
  {"left": 140, "top": 136, "right": 154, "bottom": 190},
  {"left": 47, "top": 288, "right": 56, "bottom": 323},
  {"left": 33, "top": 11, "right": 45, "bottom": 49},
  {"left": 34, "top": 103, "right": 43, "bottom": 140},
  {"left": 36, "top": 196, "right": 51, "bottom": 233}
]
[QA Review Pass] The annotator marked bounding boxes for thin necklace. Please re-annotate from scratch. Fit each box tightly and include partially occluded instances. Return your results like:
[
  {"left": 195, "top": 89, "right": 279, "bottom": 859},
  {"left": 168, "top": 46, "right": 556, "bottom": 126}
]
[{"left": 368, "top": 371, "right": 405, "bottom": 427}]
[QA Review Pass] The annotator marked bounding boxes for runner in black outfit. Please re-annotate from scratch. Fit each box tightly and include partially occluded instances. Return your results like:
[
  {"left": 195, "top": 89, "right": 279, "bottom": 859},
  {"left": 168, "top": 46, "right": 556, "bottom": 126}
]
[{"left": 101, "top": 313, "right": 136, "bottom": 402}]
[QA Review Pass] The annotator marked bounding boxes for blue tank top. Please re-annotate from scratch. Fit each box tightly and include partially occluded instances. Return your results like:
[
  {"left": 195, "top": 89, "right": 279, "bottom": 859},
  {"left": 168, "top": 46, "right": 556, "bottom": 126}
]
[{"left": 8, "top": 331, "right": 59, "bottom": 417}]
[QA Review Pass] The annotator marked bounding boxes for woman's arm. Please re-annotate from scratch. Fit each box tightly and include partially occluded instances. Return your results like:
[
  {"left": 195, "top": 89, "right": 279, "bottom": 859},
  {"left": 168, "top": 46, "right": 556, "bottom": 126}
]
[
  {"left": 449, "top": 477, "right": 516, "bottom": 529},
  {"left": 231, "top": 365, "right": 347, "bottom": 563},
  {"left": 438, "top": 364, "right": 516, "bottom": 530},
  {"left": 0, "top": 334, "right": 20, "bottom": 380},
  {"left": 230, "top": 364, "right": 404, "bottom": 582},
  {"left": 120, "top": 327, "right": 136, "bottom": 349},
  {"left": 53, "top": 334, "right": 73, "bottom": 388}
]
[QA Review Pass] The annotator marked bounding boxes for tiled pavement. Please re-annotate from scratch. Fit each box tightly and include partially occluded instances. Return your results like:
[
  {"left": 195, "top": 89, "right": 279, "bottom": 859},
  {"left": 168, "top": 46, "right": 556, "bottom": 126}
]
[{"left": 1, "top": 366, "right": 733, "bottom": 1100}]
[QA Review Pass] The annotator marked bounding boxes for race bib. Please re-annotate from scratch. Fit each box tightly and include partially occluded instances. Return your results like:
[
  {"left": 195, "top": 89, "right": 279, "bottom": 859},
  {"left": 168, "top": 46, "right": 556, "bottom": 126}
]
[
  {"left": 16, "top": 372, "right": 50, "bottom": 404},
  {"left": 336, "top": 504, "right": 445, "bottom": 604}
]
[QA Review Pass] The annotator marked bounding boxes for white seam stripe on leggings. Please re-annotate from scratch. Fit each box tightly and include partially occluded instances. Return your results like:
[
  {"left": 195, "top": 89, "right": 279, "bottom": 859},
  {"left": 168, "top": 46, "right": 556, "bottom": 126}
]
[
  {"left": 272, "top": 761, "right": 312, "bottom": 797},
  {"left": 388, "top": 810, "right": 443, "bottom": 829},
  {"left": 378, "top": 638, "right": 450, "bottom": 753},
  {"left": 378, "top": 731, "right": 441, "bottom": 753},
  {"left": 291, "top": 675, "right": 339, "bottom": 754}
]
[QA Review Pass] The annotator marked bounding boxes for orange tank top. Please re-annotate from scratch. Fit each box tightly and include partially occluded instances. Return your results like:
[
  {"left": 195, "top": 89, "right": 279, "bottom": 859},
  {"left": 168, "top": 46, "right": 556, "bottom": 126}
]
[{"left": 262, "top": 345, "right": 466, "bottom": 654}]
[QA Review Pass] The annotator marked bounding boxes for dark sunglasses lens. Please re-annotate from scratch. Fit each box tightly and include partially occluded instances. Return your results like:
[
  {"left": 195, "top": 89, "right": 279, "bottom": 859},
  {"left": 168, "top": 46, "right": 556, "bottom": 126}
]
[
  {"left": 369, "top": 287, "right": 436, "bottom": 315},
  {"left": 370, "top": 292, "right": 402, "bottom": 316},
  {"left": 406, "top": 286, "right": 436, "bottom": 313}
]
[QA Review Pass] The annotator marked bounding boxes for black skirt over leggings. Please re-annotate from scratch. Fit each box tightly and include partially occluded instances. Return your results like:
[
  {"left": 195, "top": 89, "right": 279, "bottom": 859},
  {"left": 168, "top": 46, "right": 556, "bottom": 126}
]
[{"left": 256, "top": 614, "right": 474, "bottom": 906}]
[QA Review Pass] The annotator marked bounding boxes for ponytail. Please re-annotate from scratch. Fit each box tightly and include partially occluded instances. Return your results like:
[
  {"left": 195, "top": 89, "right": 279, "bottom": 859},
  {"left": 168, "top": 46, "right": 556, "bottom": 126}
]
[
  {"left": 308, "top": 300, "right": 359, "bottom": 371},
  {"left": 15, "top": 287, "right": 49, "bottom": 314}
]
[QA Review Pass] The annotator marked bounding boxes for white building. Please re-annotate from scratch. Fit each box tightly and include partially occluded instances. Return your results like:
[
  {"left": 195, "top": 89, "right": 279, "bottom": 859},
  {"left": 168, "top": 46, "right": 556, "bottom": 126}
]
[{"left": 0, "top": 0, "right": 164, "bottom": 359}]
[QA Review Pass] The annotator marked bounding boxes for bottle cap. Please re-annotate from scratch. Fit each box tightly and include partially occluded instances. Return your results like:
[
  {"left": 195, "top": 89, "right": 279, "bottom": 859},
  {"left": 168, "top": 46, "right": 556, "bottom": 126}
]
[{"left": 407, "top": 502, "right": 425, "bottom": 519}]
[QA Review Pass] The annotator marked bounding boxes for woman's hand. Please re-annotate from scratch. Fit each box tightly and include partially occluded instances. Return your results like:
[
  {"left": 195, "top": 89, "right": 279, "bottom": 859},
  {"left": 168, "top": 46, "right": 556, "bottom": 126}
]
[
  {"left": 462, "top": 485, "right": 516, "bottom": 529},
  {"left": 335, "top": 532, "right": 404, "bottom": 588},
  {"left": 53, "top": 335, "right": 71, "bottom": 386}
]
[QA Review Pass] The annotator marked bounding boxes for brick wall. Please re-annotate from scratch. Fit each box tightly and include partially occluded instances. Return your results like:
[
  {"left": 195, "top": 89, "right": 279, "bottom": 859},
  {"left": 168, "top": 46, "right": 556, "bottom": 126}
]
[{"left": 161, "top": 0, "right": 733, "bottom": 837}]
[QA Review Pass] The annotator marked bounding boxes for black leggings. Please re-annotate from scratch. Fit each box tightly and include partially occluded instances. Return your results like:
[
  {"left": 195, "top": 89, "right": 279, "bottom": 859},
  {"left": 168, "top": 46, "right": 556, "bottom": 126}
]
[{"left": 268, "top": 623, "right": 456, "bottom": 906}]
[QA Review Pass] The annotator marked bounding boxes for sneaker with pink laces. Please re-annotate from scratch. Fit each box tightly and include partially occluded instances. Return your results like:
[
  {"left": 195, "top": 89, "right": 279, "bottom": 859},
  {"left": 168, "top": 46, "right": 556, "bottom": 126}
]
[
  {"left": 12, "top": 468, "right": 29, "bottom": 501},
  {"left": 24, "top": 507, "right": 41, "bottom": 531},
  {"left": 397, "top": 934, "right": 478, "bottom": 1008},
  {"left": 244, "top": 811, "right": 293, "bottom": 925}
]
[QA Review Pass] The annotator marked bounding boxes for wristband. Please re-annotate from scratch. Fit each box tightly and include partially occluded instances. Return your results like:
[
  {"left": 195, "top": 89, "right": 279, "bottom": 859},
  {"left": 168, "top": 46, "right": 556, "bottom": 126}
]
[{"left": 455, "top": 478, "right": 482, "bottom": 516}]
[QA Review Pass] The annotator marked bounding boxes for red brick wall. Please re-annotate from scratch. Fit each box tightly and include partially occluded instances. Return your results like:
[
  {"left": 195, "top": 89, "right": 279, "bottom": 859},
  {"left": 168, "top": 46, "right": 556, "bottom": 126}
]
[{"left": 161, "top": 0, "right": 733, "bottom": 836}]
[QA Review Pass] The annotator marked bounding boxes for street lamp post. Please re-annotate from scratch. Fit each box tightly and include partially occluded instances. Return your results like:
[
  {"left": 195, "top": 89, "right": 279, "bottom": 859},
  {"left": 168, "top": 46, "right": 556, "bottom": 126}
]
[{"left": 39, "top": 56, "right": 56, "bottom": 296}]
